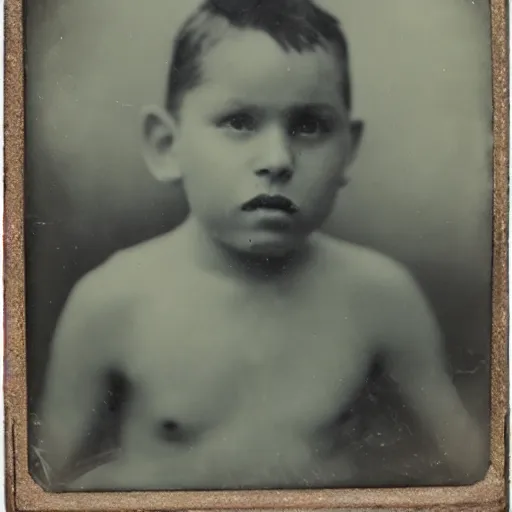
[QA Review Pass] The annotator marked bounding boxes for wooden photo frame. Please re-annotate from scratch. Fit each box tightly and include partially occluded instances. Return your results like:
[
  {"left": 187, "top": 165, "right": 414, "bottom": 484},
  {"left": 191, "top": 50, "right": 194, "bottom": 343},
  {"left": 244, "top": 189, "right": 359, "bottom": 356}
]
[{"left": 3, "top": 0, "right": 509, "bottom": 510}]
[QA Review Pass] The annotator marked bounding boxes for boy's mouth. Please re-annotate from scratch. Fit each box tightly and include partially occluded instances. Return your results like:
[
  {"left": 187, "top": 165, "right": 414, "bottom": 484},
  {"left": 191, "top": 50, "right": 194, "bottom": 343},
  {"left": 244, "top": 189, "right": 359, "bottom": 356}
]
[{"left": 241, "top": 195, "right": 299, "bottom": 214}]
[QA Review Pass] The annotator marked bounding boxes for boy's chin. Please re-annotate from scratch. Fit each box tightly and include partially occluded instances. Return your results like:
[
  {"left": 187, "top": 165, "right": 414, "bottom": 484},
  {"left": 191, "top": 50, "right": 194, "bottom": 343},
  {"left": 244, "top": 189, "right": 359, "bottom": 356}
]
[{"left": 223, "top": 230, "right": 307, "bottom": 259}]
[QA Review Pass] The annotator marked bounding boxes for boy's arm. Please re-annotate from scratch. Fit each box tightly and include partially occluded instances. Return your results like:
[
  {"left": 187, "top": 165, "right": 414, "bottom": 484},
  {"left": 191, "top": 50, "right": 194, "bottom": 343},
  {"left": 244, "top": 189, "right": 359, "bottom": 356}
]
[
  {"left": 377, "top": 265, "right": 487, "bottom": 481},
  {"left": 34, "top": 277, "right": 113, "bottom": 489}
]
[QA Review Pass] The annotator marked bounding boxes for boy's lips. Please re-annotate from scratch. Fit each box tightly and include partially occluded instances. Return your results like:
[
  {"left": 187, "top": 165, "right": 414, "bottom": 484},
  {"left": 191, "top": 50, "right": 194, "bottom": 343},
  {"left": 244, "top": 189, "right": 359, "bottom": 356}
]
[{"left": 241, "top": 194, "right": 299, "bottom": 215}]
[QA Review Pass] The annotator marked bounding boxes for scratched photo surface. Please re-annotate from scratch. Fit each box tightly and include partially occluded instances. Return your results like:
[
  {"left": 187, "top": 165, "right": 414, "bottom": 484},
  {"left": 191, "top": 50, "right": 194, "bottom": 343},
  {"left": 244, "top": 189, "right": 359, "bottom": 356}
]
[{"left": 25, "top": 0, "right": 492, "bottom": 492}]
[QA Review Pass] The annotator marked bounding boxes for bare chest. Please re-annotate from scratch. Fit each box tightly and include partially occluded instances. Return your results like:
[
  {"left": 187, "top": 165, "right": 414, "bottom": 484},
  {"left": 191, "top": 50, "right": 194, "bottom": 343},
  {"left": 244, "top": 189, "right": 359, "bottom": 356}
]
[{"left": 121, "top": 283, "right": 373, "bottom": 437}]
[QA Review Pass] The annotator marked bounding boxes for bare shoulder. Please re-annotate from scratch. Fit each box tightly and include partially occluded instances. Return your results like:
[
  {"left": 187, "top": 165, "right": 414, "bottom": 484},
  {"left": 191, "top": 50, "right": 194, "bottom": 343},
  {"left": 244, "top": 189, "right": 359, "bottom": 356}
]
[
  {"left": 57, "top": 230, "right": 188, "bottom": 352},
  {"left": 317, "top": 234, "right": 438, "bottom": 349},
  {"left": 53, "top": 255, "right": 136, "bottom": 363},
  {"left": 317, "top": 233, "right": 415, "bottom": 293},
  {"left": 78, "top": 228, "right": 189, "bottom": 304}
]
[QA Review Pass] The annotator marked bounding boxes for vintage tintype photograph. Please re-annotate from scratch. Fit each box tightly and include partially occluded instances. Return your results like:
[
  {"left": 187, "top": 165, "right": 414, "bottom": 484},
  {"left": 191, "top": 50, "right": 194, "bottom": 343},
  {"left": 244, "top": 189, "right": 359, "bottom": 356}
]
[{"left": 19, "top": 0, "right": 500, "bottom": 500}]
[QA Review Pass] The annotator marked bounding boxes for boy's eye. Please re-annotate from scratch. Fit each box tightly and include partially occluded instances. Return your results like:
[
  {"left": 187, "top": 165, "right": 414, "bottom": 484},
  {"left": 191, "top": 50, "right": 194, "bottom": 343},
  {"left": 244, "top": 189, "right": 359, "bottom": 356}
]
[
  {"left": 290, "top": 114, "right": 332, "bottom": 137},
  {"left": 220, "top": 113, "right": 257, "bottom": 132}
]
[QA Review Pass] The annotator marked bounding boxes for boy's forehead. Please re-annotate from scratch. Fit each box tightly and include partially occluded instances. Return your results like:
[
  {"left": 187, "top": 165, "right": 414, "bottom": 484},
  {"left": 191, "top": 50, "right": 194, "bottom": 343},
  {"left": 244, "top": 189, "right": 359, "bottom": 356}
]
[{"left": 191, "top": 28, "right": 346, "bottom": 111}]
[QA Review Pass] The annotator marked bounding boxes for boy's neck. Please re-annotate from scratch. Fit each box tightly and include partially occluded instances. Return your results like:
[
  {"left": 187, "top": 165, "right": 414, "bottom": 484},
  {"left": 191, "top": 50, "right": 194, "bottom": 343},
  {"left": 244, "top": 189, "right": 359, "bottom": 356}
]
[{"left": 185, "top": 218, "right": 315, "bottom": 283}]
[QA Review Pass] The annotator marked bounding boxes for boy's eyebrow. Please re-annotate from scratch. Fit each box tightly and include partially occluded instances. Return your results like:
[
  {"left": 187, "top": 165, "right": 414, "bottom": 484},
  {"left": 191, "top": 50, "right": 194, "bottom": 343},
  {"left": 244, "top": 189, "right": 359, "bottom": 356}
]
[
  {"left": 215, "top": 99, "right": 341, "bottom": 116},
  {"left": 287, "top": 103, "right": 340, "bottom": 116},
  {"left": 210, "top": 99, "right": 261, "bottom": 115}
]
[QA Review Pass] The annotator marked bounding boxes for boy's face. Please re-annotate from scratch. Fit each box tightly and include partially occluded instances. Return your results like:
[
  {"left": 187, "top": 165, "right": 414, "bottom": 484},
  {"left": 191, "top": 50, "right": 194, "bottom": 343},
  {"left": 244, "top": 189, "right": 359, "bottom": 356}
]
[{"left": 144, "top": 28, "right": 363, "bottom": 257}]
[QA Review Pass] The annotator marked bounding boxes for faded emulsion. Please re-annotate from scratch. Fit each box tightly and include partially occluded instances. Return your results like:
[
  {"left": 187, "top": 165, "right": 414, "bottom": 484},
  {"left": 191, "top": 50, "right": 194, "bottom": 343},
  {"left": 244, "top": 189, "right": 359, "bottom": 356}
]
[{"left": 24, "top": 0, "right": 493, "bottom": 492}]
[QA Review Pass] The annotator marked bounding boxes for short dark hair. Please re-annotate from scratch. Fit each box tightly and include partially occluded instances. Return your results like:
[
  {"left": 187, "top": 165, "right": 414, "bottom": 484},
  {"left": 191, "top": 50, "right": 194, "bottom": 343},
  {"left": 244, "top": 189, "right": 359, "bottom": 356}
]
[{"left": 165, "top": 0, "right": 352, "bottom": 115}]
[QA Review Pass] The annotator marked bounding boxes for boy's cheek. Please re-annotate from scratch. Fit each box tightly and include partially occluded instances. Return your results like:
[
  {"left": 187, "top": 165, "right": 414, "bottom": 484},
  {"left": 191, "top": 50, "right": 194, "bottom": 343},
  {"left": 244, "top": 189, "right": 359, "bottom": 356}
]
[
  {"left": 292, "top": 169, "right": 343, "bottom": 216},
  {"left": 180, "top": 142, "right": 229, "bottom": 175},
  {"left": 295, "top": 155, "right": 345, "bottom": 187},
  {"left": 296, "top": 144, "right": 345, "bottom": 169},
  {"left": 183, "top": 133, "right": 245, "bottom": 169}
]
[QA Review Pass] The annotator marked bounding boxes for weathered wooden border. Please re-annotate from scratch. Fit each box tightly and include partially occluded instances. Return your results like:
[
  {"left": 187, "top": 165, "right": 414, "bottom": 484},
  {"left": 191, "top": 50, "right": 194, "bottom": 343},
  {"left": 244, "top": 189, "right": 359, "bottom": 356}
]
[{"left": 3, "top": 0, "right": 508, "bottom": 510}]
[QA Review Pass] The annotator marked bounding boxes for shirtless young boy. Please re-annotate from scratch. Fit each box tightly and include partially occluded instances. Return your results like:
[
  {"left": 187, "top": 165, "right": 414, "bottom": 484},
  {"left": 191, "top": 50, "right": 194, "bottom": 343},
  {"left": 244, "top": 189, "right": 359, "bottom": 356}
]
[{"left": 36, "top": 0, "right": 487, "bottom": 492}]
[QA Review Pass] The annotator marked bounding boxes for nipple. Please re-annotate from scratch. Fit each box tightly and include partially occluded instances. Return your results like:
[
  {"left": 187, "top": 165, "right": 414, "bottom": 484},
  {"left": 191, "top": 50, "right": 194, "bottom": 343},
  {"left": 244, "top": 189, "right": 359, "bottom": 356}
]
[{"left": 158, "top": 420, "right": 189, "bottom": 443}]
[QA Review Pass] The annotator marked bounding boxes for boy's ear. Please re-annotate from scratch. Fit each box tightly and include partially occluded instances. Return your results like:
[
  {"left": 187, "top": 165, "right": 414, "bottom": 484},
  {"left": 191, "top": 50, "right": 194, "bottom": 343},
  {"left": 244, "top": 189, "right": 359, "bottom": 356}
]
[
  {"left": 347, "top": 119, "right": 364, "bottom": 166},
  {"left": 141, "top": 106, "right": 182, "bottom": 182},
  {"left": 338, "top": 120, "right": 364, "bottom": 188}
]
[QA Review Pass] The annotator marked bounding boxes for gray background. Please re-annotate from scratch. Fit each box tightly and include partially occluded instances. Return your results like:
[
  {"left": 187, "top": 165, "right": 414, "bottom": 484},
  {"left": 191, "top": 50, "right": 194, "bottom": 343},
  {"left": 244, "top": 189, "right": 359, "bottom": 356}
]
[{"left": 25, "top": 0, "right": 493, "bottom": 474}]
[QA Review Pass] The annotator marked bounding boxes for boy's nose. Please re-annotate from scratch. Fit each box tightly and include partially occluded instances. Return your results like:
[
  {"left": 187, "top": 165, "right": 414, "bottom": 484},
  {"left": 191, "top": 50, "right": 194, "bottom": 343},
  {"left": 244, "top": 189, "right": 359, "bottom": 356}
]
[
  {"left": 254, "top": 128, "right": 294, "bottom": 183},
  {"left": 254, "top": 166, "right": 293, "bottom": 183}
]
